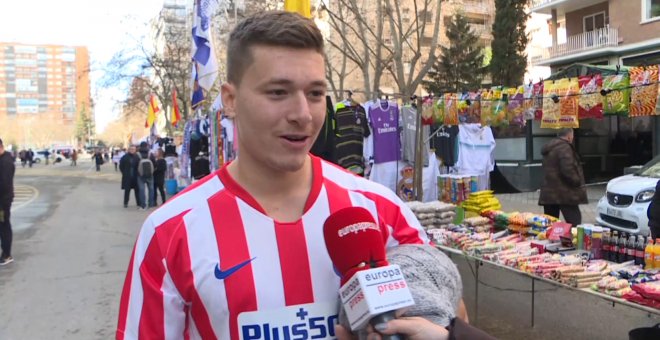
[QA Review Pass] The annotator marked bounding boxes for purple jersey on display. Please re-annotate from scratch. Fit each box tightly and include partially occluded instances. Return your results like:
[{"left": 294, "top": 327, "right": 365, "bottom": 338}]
[{"left": 369, "top": 100, "right": 401, "bottom": 163}]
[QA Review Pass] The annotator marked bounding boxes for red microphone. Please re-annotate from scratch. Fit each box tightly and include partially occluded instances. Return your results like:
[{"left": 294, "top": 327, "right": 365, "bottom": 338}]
[{"left": 323, "top": 207, "right": 413, "bottom": 338}]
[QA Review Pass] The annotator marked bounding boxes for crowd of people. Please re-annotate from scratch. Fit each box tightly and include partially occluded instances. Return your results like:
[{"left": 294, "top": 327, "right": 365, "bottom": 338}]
[{"left": 119, "top": 142, "right": 169, "bottom": 210}]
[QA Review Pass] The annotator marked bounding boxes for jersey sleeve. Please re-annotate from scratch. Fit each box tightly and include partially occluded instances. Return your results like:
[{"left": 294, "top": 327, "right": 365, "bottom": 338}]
[
  {"left": 359, "top": 189, "right": 430, "bottom": 247},
  {"left": 116, "top": 214, "right": 188, "bottom": 340}
]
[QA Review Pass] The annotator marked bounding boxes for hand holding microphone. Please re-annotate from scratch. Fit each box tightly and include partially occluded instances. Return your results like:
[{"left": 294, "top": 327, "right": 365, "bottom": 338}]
[{"left": 323, "top": 207, "right": 413, "bottom": 340}]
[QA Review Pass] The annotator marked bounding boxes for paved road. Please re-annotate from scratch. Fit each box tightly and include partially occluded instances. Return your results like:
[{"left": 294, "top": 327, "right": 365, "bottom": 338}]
[{"left": 0, "top": 162, "right": 146, "bottom": 339}]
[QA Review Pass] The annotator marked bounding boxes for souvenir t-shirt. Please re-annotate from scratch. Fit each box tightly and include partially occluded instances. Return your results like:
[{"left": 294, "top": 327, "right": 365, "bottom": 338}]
[
  {"left": 369, "top": 100, "right": 401, "bottom": 164},
  {"left": 117, "top": 155, "right": 429, "bottom": 340},
  {"left": 429, "top": 125, "right": 459, "bottom": 167},
  {"left": 334, "top": 103, "right": 370, "bottom": 175},
  {"left": 401, "top": 105, "right": 429, "bottom": 167}
]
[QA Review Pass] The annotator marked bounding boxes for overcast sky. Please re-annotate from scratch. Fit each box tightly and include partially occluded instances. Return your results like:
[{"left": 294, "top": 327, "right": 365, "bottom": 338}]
[{"left": 0, "top": 0, "right": 165, "bottom": 132}]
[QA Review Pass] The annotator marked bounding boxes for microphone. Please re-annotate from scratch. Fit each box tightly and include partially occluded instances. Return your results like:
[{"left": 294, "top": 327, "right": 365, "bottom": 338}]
[{"left": 323, "top": 207, "right": 414, "bottom": 339}]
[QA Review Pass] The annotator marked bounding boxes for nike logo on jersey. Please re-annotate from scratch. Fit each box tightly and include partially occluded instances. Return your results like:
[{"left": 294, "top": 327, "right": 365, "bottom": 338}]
[{"left": 215, "top": 258, "right": 255, "bottom": 280}]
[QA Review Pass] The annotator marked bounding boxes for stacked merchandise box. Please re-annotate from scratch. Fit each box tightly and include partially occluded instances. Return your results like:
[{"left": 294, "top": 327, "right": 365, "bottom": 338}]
[{"left": 461, "top": 190, "right": 501, "bottom": 214}]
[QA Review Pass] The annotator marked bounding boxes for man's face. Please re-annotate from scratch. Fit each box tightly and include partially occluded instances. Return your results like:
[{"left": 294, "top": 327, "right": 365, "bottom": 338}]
[
  {"left": 128, "top": 146, "right": 136, "bottom": 154},
  {"left": 0, "top": 144, "right": 4, "bottom": 155},
  {"left": 221, "top": 45, "right": 326, "bottom": 173}
]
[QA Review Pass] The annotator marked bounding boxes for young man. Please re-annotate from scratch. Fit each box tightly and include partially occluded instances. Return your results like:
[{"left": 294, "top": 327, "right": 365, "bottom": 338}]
[
  {"left": 0, "top": 138, "right": 15, "bottom": 265},
  {"left": 116, "top": 11, "right": 437, "bottom": 340}
]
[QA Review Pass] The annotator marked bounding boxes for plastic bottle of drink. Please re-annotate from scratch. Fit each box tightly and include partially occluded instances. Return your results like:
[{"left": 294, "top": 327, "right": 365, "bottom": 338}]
[
  {"left": 611, "top": 231, "right": 619, "bottom": 262},
  {"left": 602, "top": 231, "right": 610, "bottom": 261},
  {"left": 654, "top": 238, "right": 660, "bottom": 269},
  {"left": 618, "top": 233, "right": 628, "bottom": 263},
  {"left": 627, "top": 235, "right": 637, "bottom": 263},
  {"left": 645, "top": 239, "right": 655, "bottom": 269},
  {"left": 635, "top": 236, "right": 646, "bottom": 267}
]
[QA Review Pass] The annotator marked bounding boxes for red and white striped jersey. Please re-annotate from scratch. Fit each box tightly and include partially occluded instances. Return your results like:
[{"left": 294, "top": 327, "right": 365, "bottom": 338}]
[{"left": 116, "top": 155, "right": 429, "bottom": 340}]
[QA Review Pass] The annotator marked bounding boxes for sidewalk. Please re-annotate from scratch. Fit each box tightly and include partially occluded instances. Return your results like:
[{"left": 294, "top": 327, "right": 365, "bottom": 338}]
[
  {"left": 495, "top": 184, "right": 606, "bottom": 224},
  {"left": 15, "top": 157, "right": 122, "bottom": 182}
]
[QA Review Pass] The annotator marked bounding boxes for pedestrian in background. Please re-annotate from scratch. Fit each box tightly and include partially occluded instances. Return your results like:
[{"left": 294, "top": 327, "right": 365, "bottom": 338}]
[
  {"left": 153, "top": 149, "right": 167, "bottom": 206},
  {"left": 70, "top": 149, "right": 78, "bottom": 166},
  {"left": 119, "top": 146, "right": 140, "bottom": 208},
  {"left": 27, "top": 149, "right": 34, "bottom": 168},
  {"left": 136, "top": 145, "right": 155, "bottom": 209},
  {"left": 538, "top": 128, "right": 587, "bottom": 225},
  {"left": 0, "top": 138, "right": 15, "bottom": 265},
  {"left": 93, "top": 150, "right": 104, "bottom": 172}
]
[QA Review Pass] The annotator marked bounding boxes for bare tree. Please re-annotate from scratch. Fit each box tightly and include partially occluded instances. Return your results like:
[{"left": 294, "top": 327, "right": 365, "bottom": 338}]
[
  {"left": 321, "top": 0, "right": 443, "bottom": 99},
  {"left": 102, "top": 22, "right": 192, "bottom": 135}
]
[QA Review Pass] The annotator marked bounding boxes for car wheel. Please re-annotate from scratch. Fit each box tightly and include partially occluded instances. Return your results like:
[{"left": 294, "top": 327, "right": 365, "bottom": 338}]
[{"left": 34, "top": 159, "right": 40, "bottom": 163}]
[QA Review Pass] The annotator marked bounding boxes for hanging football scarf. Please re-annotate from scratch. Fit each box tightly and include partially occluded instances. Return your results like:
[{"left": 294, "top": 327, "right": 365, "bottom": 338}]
[
  {"left": 179, "top": 120, "right": 193, "bottom": 181},
  {"left": 578, "top": 74, "right": 604, "bottom": 119},
  {"left": 209, "top": 109, "right": 219, "bottom": 171},
  {"left": 629, "top": 65, "right": 659, "bottom": 117}
]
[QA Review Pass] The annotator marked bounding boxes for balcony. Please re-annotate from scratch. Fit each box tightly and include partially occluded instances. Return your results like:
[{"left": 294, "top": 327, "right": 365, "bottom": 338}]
[
  {"left": 530, "top": 0, "right": 608, "bottom": 15},
  {"left": 447, "top": 0, "right": 491, "bottom": 15},
  {"left": 531, "top": 26, "right": 618, "bottom": 65}
]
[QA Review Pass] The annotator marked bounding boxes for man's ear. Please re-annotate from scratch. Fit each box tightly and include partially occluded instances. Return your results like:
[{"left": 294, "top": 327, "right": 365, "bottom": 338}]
[{"left": 221, "top": 83, "right": 237, "bottom": 118}]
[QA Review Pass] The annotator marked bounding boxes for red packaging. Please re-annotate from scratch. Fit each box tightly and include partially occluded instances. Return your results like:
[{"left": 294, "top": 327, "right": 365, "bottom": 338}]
[
  {"left": 546, "top": 222, "right": 572, "bottom": 241},
  {"left": 631, "top": 281, "right": 660, "bottom": 302},
  {"left": 578, "top": 75, "right": 604, "bottom": 119},
  {"left": 533, "top": 81, "right": 544, "bottom": 120}
]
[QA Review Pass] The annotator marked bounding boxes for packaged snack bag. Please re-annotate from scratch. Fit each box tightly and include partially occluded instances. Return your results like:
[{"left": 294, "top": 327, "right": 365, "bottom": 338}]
[
  {"left": 558, "top": 77, "right": 579, "bottom": 128},
  {"left": 480, "top": 89, "right": 493, "bottom": 126},
  {"left": 541, "top": 80, "right": 561, "bottom": 129},
  {"left": 433, "top": 96, "right": 445, "bottom": 124},
  {"left": 491, "top": 87, "right": 508, "bottom": 127},
  {"left": 467, "top": 91, "right": 481, "bottom": 124},
  {"left": 533, "top": 81, "right": 544, "bottom": 120},
  {"left": 457, "top": 92, "right": 470, "bottom": 124},
  {"left": 444, "top": 93, "right": 459, "bottom": 126},
  {"left": 578, "top": 74, "right": 604, "bottom": 119},
  {"left": 507, "top": 86, "right": 525, "bottom": 127},
  {"left": 522, "top": 83, "right": 535, "bottom": 120},
  {"left": 421, "top": 96, "right": 435, "bottom": 125},
  {"left": 602, "top": 73, "right": 631, "bottom": 115},
  {"left": 629, "top": 65, "right": 659, "bottom": 117}
]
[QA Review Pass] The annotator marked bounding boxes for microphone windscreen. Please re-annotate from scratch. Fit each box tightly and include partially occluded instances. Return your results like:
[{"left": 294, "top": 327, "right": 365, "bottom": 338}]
[
  {"left": 323, "top": 207, "right": 388, "bottom": 284},
  {"left": 386, "top": 244, "right": 462, "bottom": 327}
]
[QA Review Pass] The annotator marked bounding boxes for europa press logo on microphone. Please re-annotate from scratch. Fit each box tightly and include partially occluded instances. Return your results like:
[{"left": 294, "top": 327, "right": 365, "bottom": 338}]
[{"left": 337, "top": 222, "right": 379, "bottom": 237}]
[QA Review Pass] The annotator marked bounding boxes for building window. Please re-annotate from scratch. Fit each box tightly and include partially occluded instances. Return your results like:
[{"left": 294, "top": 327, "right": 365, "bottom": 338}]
[{"left": 644, "top": 0, "right": 660, "bottom": 21}]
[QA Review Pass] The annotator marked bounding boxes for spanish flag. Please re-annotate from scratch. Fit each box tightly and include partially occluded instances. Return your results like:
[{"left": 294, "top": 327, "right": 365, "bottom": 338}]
[
  {"left": 145, "top": 94, "right": 160, "bottom": 128},
  {"left": 284, "top": 0, "right": 311, "bottom": 18},
  {"left": 171, "top": 88, "right": 181, "bottom": 127}
]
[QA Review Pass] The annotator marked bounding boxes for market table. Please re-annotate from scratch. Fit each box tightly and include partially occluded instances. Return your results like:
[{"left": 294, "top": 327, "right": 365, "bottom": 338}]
[{"left": 438, "top": 245, "right": 660, "bottom": 340}]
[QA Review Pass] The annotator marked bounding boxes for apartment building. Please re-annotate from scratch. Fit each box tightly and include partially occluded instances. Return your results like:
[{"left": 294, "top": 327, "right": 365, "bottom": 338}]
[
  {"left": 0, "top": 43, "right": 90, "bottom": 148},
  {"left": 321, "top": 0, "right": 495, "bottom": 101},
  {"left": 498, "top": 0, "right": 660, "bottom": 191}
]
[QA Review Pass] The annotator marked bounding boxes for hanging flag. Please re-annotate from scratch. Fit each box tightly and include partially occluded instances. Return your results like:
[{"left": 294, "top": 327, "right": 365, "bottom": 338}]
[
  {"left": 145, "top": 94, "right": 161, "bottom": 128},
  {"left": 192, "top": 0, "right": 220, "bottom": 91},
  {"left": 191, "top": 63, "right": 205, "bottom": 110},
  {"left": 284, "top": 0, "right": 311, "bottom": 18},
  {"left": 172, "top": 88, "right": 182, "bottom": 127}
]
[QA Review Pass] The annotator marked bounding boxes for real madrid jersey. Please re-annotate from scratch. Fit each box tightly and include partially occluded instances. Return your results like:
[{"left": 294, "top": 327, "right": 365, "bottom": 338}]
[{"left": 116, "top": 155, "right": 429, "bottom": 340}]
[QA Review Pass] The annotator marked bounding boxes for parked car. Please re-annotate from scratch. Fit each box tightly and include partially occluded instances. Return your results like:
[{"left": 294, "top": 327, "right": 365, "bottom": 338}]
[
  {"left": 32, "top": 150, "right": 48, "bottom": 164},
  {"left": 596, "top": 155, "right": 660, "bottom": 236}
]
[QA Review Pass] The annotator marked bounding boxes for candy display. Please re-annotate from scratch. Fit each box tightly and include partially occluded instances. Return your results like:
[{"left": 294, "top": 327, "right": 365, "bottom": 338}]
[
  {"left": 461, "top": 190, "right": 501, "bottom": 213},
  {"left": 429, "top": 207, "right": 660, "bottom": 311},
  {"left": 407, "top": 201, "right": 456, "bottom": 230}
]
